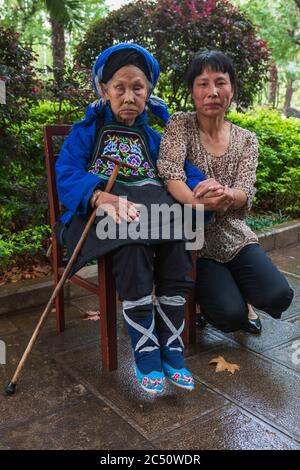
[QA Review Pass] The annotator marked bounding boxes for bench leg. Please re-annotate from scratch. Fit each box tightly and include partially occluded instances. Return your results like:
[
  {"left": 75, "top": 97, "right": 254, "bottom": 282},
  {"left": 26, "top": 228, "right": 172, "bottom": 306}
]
[
  {"left": 184, "top": 288, "right": 197, "bottom": 345},
  {"left": 98, "top": 256, "right": 117, "bottom": 371},
  {"left": 183, "top": 253, "right": 197, "bottom": 345},
  {"left": 53, "top": 240, "right": 65, "bottom": 332}
]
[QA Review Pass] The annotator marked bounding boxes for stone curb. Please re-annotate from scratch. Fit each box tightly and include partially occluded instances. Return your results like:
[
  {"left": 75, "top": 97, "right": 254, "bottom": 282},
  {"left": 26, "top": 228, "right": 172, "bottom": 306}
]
[
  {"left": 1, "top": 219, "right": 299, "bottom": 316},
  {"left": 257, "top": 218, "right": 300, "bottom": 253}
]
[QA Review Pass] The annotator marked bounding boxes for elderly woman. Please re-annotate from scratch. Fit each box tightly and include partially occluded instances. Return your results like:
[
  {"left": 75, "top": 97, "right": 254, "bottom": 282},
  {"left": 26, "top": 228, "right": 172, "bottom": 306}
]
[
  {"left": 157, "top": 50, "right": 294, "bottom": 335},
  {"left": 55, "top": 43, "right": 209, "bottom": 394}
]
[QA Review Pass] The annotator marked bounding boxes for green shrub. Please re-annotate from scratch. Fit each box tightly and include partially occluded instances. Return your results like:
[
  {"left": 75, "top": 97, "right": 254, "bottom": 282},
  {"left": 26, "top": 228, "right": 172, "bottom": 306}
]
[
  {"left": 0, "top": 225, "right": 51, "bottom": 272},
  {"left": 0, "top": 27, "right": 40, "bottom": 165},
  {"left": 76, "top": 0, "right": 270, "bottom": 110},
  {"left": 229, "top": 107, "right": 300, "bottom": 216},
  {"left": 0, "top": 98, "right": 84, "bottom": 270},
  {"left": 0, "top": 100, "right": 83, "bottom": 232}
]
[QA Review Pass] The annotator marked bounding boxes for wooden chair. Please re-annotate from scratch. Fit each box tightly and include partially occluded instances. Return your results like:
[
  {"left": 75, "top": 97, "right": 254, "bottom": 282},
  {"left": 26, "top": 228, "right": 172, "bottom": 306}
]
[
  {"left": 184, "top": 255, "right": 197, "bottom": 345},
  {"left": 43, "top": 124, "right": 117, "bottom": 371},
  {"left": 43, "top": 124, "right": 196, "bottom": 371}
]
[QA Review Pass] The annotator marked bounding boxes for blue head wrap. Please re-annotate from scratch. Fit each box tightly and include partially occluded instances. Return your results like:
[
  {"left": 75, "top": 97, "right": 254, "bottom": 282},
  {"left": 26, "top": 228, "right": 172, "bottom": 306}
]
[{"left": 74, "top": 43, "right": 170, "bottom": 128}]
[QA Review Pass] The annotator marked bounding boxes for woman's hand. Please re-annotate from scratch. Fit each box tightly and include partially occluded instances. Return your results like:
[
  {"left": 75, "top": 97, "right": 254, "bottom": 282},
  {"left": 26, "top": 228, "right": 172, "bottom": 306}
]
[
  {"left": 94, "top": 192, "right": 140, "bottom": 224},
  {"left": 193, "top": 178, "right": 224, "bottom": 198},
  {"left": 215, "top": 185, "right": 235, "bottom": 212},
  {"left": 194, "top": 185, "right": 235, "bottom": 212}
]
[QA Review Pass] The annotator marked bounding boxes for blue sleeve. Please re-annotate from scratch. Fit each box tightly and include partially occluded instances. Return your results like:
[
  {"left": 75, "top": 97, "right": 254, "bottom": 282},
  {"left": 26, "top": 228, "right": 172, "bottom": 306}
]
[
  {"left": 55, "top": 121, "right": 105, "bottom": 218},
  {"left": 184, "top": 159, "right": 206, "bottom": 190},
  {"left": 184, "top": 160, "right": 213, "bottom": 224}
]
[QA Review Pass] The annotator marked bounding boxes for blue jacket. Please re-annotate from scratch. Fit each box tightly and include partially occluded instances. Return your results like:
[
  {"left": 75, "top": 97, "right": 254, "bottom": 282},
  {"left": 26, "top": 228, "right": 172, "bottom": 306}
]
[{"left": 56, "top": 106, "right": 211, "bottom": 225}]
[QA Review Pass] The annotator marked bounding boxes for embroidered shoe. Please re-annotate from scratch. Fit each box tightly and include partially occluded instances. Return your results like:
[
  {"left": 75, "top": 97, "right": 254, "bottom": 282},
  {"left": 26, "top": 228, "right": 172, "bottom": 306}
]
[
  {"left": 122, "top": 296, "right": 165, "bottom": 395},
  {"left": 135, "top": 368, "right": 165, "bottom": 394},
  {"left": 161, "top": 361, "right": 195, "bottom": 391}
]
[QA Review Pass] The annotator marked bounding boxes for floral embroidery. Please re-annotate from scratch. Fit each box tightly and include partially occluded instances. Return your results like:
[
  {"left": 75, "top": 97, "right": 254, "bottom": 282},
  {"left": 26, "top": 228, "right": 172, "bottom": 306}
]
[
  {"left": 103, "top": 140, "right": 117, "bottom": 154},
  {"left": 142, "top": 377, "right": 149, "bottom": 386},
  {"left": 130, "top": 143, "right": 142, "bottom": 156},
  {"left": 183, "top": 374, "right": 193, "bottom": 384},
  {"left": 150, "top": 377, "right": 163, "bottom": 387},
  {"left": 172, "top": 371, "right": 193, "bottom": 385},
  {"left": 89, "top": 129, "right": 159, "bottom": 183},
  {"left": 141, "top": 376, "right": 163, "bottom": 390}
]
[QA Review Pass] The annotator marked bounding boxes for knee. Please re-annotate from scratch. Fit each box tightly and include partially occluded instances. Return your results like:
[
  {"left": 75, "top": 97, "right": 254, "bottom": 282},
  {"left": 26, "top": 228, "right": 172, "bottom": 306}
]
[
  {"left": 122, "top": 295, "right": 153, "bottom": 319},
  {"left": 253, "top": 285, "right": 294, "bottom": 318}
]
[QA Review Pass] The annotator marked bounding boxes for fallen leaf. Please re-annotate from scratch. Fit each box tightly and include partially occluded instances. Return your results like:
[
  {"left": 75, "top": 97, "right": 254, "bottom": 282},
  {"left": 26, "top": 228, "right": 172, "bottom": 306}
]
[
  {"left": 82, "top": 310, "right": 100, "bottom": 321},
  {"left": 33, "top": 265, "right": 51, "bottom": 275},
  {"left": 1, "top": 259, "right": 52, "bottom": 286},
  {"left": 209, "top": 356, "right": 240, "bottom": 374}
]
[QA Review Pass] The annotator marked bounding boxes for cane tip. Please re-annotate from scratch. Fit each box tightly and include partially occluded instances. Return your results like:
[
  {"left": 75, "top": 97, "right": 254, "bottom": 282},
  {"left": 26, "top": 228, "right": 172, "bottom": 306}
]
[{"left": 5, "top": 382, "right": 16, "bottom": 395}]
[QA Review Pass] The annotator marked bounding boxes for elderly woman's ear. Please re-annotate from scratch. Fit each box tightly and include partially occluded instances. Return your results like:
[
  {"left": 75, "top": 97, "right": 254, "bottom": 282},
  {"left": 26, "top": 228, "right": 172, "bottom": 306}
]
[{"left": 100, "top": 83, "right": 109, "bottom": 103}]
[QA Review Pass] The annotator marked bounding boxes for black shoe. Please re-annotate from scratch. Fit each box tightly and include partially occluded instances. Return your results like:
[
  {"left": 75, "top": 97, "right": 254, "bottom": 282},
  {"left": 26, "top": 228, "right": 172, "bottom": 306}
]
[
  {"left": 196, "top": 314, "right": 207, "bottom": 328},
  {"left": 241, "top": 316, "right": 262, "bottom": 335}
]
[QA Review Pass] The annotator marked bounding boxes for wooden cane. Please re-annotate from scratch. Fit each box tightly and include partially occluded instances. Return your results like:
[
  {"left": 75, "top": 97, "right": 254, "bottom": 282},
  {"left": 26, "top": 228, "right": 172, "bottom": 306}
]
[{"left": 5, "top": 156, "right": 138, "bottom": 395}]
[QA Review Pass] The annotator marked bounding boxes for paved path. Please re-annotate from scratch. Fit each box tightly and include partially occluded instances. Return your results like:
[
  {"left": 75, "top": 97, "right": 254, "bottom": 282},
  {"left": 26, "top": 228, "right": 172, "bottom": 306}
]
[{"left": 0, "top": 245, "right": 299, "bottom": 449}]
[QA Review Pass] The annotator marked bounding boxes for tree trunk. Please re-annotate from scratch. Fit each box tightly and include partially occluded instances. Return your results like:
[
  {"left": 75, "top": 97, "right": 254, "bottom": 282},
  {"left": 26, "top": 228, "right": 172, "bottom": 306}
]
[
  {"left": 268, "top": 61, "right": 278, "bottom": 108},
  {"left": 50, "top": 18, "right": 65, "bottom": 86},
  {"left": 283, "top": 78, "right": 294, "bottom": 114}
]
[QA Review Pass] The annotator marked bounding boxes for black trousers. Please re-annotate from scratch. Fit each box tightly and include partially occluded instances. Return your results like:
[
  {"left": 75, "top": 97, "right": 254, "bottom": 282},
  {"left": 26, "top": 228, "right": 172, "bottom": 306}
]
[
  {"left": 112, "top": 241, "right": 194, "bottom": 301},
  {"left": 196, "top": 243, "right": 294, "bottom": 333}
]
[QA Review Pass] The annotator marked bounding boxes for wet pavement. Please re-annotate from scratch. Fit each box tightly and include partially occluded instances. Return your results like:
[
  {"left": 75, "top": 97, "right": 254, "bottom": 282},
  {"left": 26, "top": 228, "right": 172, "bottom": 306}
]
[{"left": 0, "top": 245, "right": 299, "bottom": 450}]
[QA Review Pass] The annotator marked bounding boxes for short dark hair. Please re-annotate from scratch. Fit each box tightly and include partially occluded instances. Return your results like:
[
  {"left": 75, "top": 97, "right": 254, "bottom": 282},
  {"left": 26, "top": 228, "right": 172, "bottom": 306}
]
[{"left": 186, "top": 50, "right": 236, "bottom": 92}]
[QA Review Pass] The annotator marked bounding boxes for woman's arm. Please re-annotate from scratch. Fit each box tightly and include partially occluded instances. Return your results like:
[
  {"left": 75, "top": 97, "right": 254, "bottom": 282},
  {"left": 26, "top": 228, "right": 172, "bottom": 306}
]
[
  {"left": 231, "top": 132, "right": 259, "bottom": 212},
  {"left": 157, "top": 113, "right": 210, "bottom": 209},
  {"left": 193, "top": 130, "right": 259, "bottom": 213},
  {"left": 226, "top": 188, "right": 247, "bottom": 209},
  {"left": 167, "top": 180, "right": 199, "bottom": 206},
  {"left": 55, "top": 122, "right": 105, "bottom": 217},
  {"left": 157, "top": 114, "right": 233, "bottom": 212},
  {"left": 157, "top": 113, "right": 189, "bottom": 183},
  {"left": 194, "top": 181, "right": 246, "bottom": 210},
  {"left": 167, "top": 180, "right": 235, "bottom": 212}
]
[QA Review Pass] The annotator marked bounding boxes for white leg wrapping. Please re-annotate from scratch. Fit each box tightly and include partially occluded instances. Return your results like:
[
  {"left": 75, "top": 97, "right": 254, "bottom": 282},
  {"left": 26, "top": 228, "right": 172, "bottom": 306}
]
[
  {"left": 122, "top": 295, "right": 159, "bottom": 353},
  {"left": 155, "top": 295, "right": 186, "bottom": 351}
]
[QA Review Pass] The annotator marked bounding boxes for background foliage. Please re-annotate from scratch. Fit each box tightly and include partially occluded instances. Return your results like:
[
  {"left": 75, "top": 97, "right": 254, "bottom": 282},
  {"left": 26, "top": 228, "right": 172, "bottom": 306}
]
[
  {"left": 0, "top": 0, "right": 299, "bottom": 274},
  {"left": 76, "top": 0, "right": 270, "bottom": 110}
]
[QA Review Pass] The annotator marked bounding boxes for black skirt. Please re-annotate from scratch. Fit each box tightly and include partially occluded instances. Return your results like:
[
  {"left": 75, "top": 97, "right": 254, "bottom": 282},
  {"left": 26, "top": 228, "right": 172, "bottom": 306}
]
[{"left": 62, "top": 182, "right": 187, "bottom": 278}]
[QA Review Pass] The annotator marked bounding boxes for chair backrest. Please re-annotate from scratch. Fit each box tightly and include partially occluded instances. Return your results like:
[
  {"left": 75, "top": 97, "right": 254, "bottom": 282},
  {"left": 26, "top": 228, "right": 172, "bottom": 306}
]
[{"left": 43, "top": 124, "right": 71, "bottom": 227}]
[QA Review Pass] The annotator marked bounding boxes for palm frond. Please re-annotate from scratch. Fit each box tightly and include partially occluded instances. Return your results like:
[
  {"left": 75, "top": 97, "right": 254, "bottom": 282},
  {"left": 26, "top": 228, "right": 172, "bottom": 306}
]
[{"left": 45, "top": 0, "right": 83, "bottom": 28}]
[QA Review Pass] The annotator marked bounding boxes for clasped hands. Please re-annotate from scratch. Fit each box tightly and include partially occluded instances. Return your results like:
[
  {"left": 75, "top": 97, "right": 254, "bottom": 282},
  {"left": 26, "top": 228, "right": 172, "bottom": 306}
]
[{"left": 193, "top": 178, "right": 235, "bottom": 212}]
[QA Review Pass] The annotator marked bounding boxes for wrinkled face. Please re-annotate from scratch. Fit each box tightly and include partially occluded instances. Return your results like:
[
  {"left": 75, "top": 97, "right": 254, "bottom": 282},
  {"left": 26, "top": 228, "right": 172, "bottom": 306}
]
[
  {"left": 100, "top": 65, "right": 149, "bottom": 126},
  {"left": 191, "top": 67, "right": 234, "bottom": 117}
]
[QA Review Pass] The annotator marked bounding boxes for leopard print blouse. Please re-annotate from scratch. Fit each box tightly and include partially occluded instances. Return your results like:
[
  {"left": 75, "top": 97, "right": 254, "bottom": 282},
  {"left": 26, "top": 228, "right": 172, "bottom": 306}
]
[{"left": 157, "top": 112, "right": 259, "bottom": 263}]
